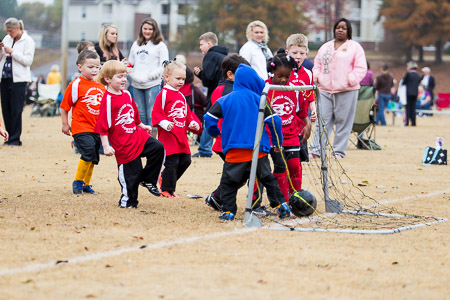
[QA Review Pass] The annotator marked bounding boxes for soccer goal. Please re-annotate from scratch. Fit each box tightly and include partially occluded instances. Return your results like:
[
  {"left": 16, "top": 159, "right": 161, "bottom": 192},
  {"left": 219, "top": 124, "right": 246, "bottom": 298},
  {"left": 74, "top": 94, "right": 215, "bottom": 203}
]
[{"left": 243, "top": 84, "right": 448, "bottom": 234}]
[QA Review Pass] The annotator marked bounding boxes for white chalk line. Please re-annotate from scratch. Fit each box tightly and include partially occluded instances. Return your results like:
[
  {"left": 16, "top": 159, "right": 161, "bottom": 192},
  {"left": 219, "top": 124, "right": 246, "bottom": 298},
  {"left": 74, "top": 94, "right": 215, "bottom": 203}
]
[
  {"left": 0, "top": 228, "right": 257, "bottom": 277},
  {"left": 1, "top": 188, "right": 449, "bottom": 277}
]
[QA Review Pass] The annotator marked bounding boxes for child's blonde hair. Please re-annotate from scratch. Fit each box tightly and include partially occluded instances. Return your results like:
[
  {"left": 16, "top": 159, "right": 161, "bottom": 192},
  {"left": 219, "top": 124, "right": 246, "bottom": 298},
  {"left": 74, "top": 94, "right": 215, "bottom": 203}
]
[
  {"left": 199, "top": 32, "right": 218, "bottom": 46},
  {"left": 286, "top": 34, "right": 309, "bottom": 51},
  {"left": 98, "top": 60, "right": 127, "bottom": 85},
  {"left": 163, "top": 60, "right": 186, "bottom": 76},
  {"left": 246, "top": 20, "right": 269, "bottom": 43}
]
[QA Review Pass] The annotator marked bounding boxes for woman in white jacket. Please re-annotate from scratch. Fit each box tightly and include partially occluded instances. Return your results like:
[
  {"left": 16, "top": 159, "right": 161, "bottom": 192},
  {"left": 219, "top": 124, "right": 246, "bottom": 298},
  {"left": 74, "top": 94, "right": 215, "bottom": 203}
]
[
  {"left": 239, "top": 20, "right": 273, "bottom": 80},
  {"left": 128, "top": 18, "right": 168, "bottom": 127},
  {"left": 0, "top": 18, "right": 35, "bottom": 146}
]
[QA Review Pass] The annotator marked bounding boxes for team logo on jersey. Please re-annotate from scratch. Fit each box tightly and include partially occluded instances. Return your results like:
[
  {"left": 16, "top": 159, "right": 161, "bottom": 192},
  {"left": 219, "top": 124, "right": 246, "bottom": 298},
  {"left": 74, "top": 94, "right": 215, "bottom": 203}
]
[
  {"left": 81, "top": 87, "right": 104, "bottom": 115},
  {"left": 167, "top": 100, "right": 187, "bottom": 128},
  {"left": 272, "top": 95, "right": 295, "bottom": 125},
  {"left": 115, "top": 104, "right": 136, "bottom": 133}
]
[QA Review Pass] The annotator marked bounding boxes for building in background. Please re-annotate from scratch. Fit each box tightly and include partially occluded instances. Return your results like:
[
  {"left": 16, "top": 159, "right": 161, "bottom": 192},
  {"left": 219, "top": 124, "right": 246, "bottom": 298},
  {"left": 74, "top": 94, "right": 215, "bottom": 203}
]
[{"left": 69, "top": 0, "right": 191, "bottom": 55}]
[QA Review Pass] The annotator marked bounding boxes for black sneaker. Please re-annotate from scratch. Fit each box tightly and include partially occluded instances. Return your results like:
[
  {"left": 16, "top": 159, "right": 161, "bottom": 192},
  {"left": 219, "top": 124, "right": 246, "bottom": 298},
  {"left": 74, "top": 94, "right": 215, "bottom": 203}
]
[
  {"left": 205, "top": 192, "right": 223, "bottom": 211},
  {"left": 192, "top": 152, "right": 212, "bottom": 158},
  {"left": 252, "top": 206, "right": 276, "bottom": 216},
  {"left": 140, "top": 182, "right": 161, "bottom": 197}
]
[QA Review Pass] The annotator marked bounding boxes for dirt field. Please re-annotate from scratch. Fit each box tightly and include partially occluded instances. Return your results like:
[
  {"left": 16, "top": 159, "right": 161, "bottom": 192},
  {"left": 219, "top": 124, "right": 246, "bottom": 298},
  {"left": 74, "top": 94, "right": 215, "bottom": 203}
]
[{"left": 0, "top": 105, "right": 449, "bottom": 299}]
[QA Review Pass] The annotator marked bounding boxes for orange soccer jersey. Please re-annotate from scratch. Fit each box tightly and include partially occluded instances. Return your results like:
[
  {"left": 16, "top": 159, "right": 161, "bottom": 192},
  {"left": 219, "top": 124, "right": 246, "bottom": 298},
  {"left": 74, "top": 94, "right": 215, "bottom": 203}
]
[{"left": 60, "top": 76, "right": 106, "bottom": 135}]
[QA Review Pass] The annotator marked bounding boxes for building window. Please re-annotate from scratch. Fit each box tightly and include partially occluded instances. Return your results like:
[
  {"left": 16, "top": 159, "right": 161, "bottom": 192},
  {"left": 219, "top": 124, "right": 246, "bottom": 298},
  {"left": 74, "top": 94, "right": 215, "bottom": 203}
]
[
  {"left": 82, "top": 6, "right": 86, "bottom": 19},
  {"left": 162, "top": 4, "right": 169, "bottom": 15},
  {"left": 81, "top": 32, "right": 86, "bottom": 41},
  {"left": 104, "top": 3, "right": 113, "bottom": 13},
  {"left": 178, "top": 3, "right": 186, "bottom": 15}
]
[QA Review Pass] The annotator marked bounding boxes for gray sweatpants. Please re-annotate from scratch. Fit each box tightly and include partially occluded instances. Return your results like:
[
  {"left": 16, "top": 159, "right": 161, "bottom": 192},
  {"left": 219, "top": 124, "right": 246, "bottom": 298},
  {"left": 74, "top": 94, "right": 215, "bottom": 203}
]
[{"left": 310, "top": 90, "right": 359, "bottom": 157}]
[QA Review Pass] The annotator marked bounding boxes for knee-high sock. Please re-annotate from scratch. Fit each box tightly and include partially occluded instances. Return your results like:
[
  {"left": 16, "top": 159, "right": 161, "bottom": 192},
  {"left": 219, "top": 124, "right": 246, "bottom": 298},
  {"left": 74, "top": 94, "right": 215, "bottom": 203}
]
[
  {"left": 287, "top": 158, "right": 302, "bottom": 194},
  {"left": 75, "top": 159, "right": 91, "bottom": 182},
  {"left": 274, "top": 172, "right": 289, "bottom": 202},
  {"left": 83, "top": 163, "right": 95, "bottom": 185}
]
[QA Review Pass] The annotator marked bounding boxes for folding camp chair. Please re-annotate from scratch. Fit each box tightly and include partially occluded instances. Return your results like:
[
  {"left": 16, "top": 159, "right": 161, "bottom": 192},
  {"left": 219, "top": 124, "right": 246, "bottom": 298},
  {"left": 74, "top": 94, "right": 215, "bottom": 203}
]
[
  {"left": 350, "top": 85, "right": 381, "bottom": 150},
  {"left": 30, "top": 83, "right": 61, "bottom": 117}
]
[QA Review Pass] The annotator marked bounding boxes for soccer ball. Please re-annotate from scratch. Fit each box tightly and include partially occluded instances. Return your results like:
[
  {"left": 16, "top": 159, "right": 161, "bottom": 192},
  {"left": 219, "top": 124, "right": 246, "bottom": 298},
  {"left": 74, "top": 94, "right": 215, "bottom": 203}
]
[{"left": 289, "top": 189, "right": 317, "bottom": 217}]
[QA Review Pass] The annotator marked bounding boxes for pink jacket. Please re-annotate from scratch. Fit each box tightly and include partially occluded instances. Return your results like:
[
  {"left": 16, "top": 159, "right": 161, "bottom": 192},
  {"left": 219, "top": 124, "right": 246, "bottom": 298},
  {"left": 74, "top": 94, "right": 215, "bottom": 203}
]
[{"left": 313, "top": 39, "right": 367, "bottom": 94}]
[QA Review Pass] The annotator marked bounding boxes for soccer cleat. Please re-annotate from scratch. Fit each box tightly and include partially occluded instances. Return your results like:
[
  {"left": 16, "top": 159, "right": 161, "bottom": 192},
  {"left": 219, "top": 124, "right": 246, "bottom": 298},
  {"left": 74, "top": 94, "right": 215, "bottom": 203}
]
[
  {"left": 219, "top": 211, "right": 235, "bottom": 221},
  {"left": 82, "top": 185, "right": 97, "bottom": 194},
  {"left": 72, "top": 180, "right": 84, "bottom": 194},
  {"left": 205, "top": 192, "right": 223, "bottom": 211},
  {"left": 277, "top": 202, "right": 291, "bottom": 219},
  {"left": 252, "top": 206, "right": 276, "bottom": 216},
  {"left": 140, "top": 182, "right": 161, "bottom": 197},
  {"left": 161, "top": 191, "right": 177, "bottom": 198}
]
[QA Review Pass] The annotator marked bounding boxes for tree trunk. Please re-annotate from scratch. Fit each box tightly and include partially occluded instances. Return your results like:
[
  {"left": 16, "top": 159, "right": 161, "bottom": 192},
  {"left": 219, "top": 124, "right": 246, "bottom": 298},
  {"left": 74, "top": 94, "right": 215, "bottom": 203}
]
[
  {"left": 417, "top": 46, "right": 424, "bottom": 62},
  {"left": 405, "top": 46, "right": 412, "bottom": 62},
  {"left": 435, "top": 40, "right": 443, "bottom": 64}
]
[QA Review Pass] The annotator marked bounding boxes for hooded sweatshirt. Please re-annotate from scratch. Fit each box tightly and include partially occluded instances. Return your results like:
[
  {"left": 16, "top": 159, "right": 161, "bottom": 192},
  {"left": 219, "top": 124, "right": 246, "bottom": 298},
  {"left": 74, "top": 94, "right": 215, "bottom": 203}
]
[
  {"left": 204, "top": 64, "right": 282, "bottom": 155},
  {"left": 313, "top": 39, "right": 367, "bottom": 94}
]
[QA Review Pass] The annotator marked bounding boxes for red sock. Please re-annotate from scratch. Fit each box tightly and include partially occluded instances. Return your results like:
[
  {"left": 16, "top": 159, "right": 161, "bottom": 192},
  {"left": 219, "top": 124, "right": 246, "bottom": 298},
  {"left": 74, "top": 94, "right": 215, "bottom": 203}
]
[
  {"left": 274, "top": 172, "right": 289, "bottom": 202},
  {"left": 287, "top": 158, "right": 302, "bottom": 194}
]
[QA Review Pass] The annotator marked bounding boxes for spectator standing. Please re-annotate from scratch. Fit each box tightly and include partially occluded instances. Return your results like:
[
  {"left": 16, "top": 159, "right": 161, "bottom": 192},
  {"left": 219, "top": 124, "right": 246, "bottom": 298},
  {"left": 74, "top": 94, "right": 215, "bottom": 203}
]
[
  {"left": 95, "top": 24, "right": 124, "bottom": 64},
  {"left": 46, "top": 64, "right": 62, "bottom": 85},
  {"left": 128, "top": 18, "right": 168, "bottom": 131},
  {"left": 192, "top": 32, "right": 229, "bottom": 158},
  {"left": 375, "top": 64, "right": 394, "bottom": 126},
  {"left": 239, "top": 20, "right": 273, "bottom": 80},
  {"left": 0, "top": 18, "right": 35, "bottom": 146},
  {"left": 402, "top": 61, "right": 421, "bottom": 126},
  {"left": 420, "top": 66, "right": 435, "bottom": 100},
  {"left": 309, "top": 18, "right": 367, "bottom": 159}
]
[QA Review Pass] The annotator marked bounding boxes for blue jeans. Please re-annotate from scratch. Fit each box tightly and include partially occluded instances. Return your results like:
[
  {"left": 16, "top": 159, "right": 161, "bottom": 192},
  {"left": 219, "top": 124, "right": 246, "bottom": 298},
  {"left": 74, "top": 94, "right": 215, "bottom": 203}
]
[
  {"left": 198, "top": 121, "right": 213, "bottom": 156},
  {"left": 376, "top": 93, "right": 391, "bottom": 126},
  {"left": 132, "top": 85, "right": 161, "bottom": 126}
]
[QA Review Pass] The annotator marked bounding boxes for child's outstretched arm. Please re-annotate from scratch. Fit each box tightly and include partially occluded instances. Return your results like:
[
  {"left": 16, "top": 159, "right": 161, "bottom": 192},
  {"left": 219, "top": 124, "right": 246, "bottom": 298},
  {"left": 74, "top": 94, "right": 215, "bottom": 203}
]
[
  {"left": 61, "top": 109, "right": 71, "bottom": 136},
  {"left": 100, "top": 135, "right": 115, "bottom": 156}
]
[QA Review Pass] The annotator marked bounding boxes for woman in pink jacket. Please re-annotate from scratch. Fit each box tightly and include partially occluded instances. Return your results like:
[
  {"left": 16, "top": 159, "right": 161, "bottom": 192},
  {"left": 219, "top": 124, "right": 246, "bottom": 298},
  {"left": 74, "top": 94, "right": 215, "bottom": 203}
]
[{"left": 309, "top": 18, "right": 367, "bottom": 159}]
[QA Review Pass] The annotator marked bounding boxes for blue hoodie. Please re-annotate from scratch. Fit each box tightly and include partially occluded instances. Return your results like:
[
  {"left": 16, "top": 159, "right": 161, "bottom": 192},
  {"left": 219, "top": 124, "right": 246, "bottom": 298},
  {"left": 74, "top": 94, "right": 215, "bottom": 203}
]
[{"left": 204, "top": 64, "right": 283, "bottom": 155}]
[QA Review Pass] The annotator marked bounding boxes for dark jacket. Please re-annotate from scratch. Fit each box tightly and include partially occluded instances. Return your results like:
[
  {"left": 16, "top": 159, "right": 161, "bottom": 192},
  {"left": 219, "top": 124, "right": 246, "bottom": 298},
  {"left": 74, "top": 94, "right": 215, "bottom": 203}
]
[
  {"left": 402, "top": 71, "right": 421, "bottom": 97},
  {"left": 197, "top": 45, "right": 229, "bottom": 105},
  {"left": 420, "top": 74, "right": 435, "bottom": 99},
  {"left": 375, "top": 73, "right": 394, "bottom": 95},
  {"left": 94, "top": 43, "right": 124, "bottom": 63}
]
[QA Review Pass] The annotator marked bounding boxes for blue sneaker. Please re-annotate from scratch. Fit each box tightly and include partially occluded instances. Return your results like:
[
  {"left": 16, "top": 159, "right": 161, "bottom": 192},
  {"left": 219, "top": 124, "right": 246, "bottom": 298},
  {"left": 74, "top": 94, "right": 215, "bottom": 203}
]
[
  {"left": 72, "top": 180, "right": 84, "bottom": 194},
  {"left": 219, "top": 211, "right": 235, "bottom": 221},
  {"left": 83, "top": 185, "right": 97, "bottom": 194},
  {"left": 277, "top": 202, "right": 291, "bottom": 219}
]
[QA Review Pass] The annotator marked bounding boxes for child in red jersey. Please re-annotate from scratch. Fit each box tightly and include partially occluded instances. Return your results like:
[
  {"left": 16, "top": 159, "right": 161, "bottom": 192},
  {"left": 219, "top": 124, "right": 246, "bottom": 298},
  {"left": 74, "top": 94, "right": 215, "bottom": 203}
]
[
  {"left": 152, "top": 61, "right": 200, "bottom": 198},
  {"left": 266, "top": 53, "right": 311, "bottom": 201},
  {"left": 94, "top": 60, "right": 165, "bottom": 208},
  {"left": 286, "top": 34, "right": 316, "bottom": 161},
  {"left": 61, "top": 50, "right": 106, "bottom": 194}
]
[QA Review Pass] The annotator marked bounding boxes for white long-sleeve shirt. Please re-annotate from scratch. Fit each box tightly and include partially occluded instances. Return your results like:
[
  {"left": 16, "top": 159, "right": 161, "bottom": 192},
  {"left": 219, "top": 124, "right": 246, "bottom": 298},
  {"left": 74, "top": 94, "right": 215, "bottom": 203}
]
[
  {"left": 128, "top": 40, "right": 169, "bottom": 90},
  {"left": 239, "top": 41, "right": 272, "bottom": 80}
]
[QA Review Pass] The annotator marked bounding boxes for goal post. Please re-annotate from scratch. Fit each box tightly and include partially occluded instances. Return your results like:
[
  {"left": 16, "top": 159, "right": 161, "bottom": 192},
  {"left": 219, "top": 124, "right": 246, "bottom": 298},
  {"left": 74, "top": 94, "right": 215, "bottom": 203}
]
[{"left": 243, "top": 84, "right": 342, "bottom": 228}]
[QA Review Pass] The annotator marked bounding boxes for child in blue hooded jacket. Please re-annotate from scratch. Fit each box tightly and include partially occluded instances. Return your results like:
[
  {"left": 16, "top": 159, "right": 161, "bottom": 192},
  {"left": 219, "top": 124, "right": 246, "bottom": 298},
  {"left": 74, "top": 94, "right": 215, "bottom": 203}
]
[{"left": 204, "top": 64, "right": 290, "bottom": 220}]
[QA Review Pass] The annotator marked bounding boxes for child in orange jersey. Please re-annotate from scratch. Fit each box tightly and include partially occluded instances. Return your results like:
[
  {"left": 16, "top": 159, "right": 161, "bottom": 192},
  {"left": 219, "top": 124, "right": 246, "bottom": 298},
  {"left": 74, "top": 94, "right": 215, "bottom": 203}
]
[{"left": 60, "top": 50, "right": 106, "bottom": 194}]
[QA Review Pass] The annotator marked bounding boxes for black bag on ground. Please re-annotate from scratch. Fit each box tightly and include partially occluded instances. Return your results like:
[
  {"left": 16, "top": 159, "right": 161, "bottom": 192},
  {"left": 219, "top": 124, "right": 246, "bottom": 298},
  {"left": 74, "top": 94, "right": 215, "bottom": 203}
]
[{"left": 422, "top": 147, "right": 447, "bottom": 165}]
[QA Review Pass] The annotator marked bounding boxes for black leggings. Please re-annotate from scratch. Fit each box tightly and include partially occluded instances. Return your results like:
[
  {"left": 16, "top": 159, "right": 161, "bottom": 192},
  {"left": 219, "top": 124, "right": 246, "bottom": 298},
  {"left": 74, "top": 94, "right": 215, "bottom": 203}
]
[{"left": 1, "top": 79, "right": 27, "bottom": 145}]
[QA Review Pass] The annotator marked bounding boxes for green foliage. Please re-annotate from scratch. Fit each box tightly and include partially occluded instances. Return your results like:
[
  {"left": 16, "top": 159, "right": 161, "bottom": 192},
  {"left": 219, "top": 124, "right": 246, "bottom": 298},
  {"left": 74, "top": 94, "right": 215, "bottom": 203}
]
[
  {"left": 0, "top": 0, "right": 18, "bottom": 19},
  {"left": 177, "top": 0, "right": 310, "bottom": 52},
  {"left": 14, "top": 0, "right": 62, "bottom": 32}
]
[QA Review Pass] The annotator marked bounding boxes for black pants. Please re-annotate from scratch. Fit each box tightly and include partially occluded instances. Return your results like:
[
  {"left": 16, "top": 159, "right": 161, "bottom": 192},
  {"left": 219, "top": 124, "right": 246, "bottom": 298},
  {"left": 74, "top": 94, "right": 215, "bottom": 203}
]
[
  {"left": 219, "top": 155, "right": 285, "bottom": 214},
  {"left": 405, "top": 95, "right": 417, "bottom": 126},
  {"left": 161, "top": 153, "right": 191, "bottom": 193},
  {"left": 118, "top": 137, "right": 165, "bottom": 208},
  {"left": 1, "top": 79, "right": 27, "bottom": 145}
]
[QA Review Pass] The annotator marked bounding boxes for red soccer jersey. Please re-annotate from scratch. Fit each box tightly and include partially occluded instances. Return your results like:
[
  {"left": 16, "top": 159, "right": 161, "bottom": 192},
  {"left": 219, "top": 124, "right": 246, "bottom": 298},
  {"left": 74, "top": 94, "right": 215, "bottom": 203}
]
[
  {"left": 60, "top": 76, "right": 106, "bottom": 135},
  {"left": 266, "top": 78, "right": 308, "bottom": 147},
  {"left": 151, "top": 85, "right": 196, "bottom": 156},
  {"left": 289, "top": 66, "right": 315, "bottom": 103},
  {"left": 94, "top": 90, "right": 150, "bottom": 165}
]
